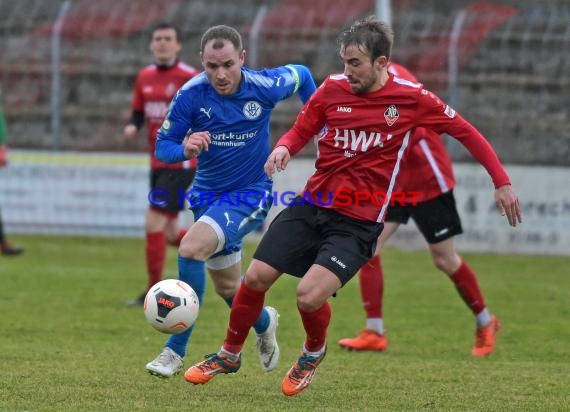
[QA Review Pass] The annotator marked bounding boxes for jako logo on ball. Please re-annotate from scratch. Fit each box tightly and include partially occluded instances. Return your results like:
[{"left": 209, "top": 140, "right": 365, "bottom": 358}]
[{"left": 144, "top": 279, "right": 199, "bottom": 334}]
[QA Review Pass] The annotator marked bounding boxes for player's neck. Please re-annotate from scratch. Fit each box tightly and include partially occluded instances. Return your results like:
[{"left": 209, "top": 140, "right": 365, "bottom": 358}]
[
  {"left": 156, "top": 58, "right": 178, "bottom": 70},
  {"left": 372, "top": 69, "right": 390, "bottom": 93}
]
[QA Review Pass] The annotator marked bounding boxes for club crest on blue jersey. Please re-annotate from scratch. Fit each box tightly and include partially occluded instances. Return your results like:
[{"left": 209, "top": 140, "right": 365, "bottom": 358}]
[
  {"left": 243, "top": 101, "right": 262, "bottom": 120},
  {"left": 160, "top": 118, "right": 171, "bottom": 131}
]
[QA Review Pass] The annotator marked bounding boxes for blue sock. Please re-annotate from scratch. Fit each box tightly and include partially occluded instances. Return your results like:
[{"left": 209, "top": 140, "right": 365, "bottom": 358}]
[
  {"left": 224, "top": 294, "right": 270, "bottom": 334},
  {"left": 166, "top": 257, "right": 206, "bottom": 357}
]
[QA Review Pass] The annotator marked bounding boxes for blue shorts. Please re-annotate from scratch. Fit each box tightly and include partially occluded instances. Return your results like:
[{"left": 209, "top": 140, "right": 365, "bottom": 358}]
[{"left": 188, "top": 181, "right": 273, "bottom": 257}]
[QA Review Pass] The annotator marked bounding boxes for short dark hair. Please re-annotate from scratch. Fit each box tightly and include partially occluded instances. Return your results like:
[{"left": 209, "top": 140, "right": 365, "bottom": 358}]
[
  {"left": 152, "top": 22, "right": 180, "bottom": 40},
  {"left": 338, "top": 16, "right": 394, "bottom": 62},
  {"left": 200, "top": 25, "right": 243, "bottom": 53}
]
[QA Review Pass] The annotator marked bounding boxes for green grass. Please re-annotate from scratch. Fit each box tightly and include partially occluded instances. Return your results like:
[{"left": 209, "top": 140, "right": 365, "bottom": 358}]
[{"left": 1, "top": 235, "right": 568, "bottom": 411}]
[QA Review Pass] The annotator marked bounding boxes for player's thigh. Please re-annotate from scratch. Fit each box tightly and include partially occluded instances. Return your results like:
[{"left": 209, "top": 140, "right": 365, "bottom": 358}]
[
  {"left": 244, "top": 259, "right": 283, "bottom": 291},
  {"left": 192, "top": 186, "right": 273, "bottom": 256},
  {"left": 253, "top": 203, "right": 321, "bottom": 278},
  {"left": 314, "top": 209, "right": 384, "bottom": 286},
  {"left": 181, "top": 221, "right": 219, "bottom": 259},
  {"left": 145, "top": 207, "right": 171, "bottom": 232},
  {"left": 376, "top": 221, "right": 400, "bottom": 251},
  {"left": 410, "top": 191, "right": 463, "bottom": 244}
]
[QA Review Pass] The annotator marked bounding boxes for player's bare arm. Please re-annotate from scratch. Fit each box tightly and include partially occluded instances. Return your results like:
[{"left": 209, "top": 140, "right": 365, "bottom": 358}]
[
  {"left": 264, "top": 146, "right": 291, "bottom": 178},
  {"left": 183, "top": 131, "right": 211, "bottom": 158},
  {"left": 494, "top": 184, "right": 522, "bottom": 227}
]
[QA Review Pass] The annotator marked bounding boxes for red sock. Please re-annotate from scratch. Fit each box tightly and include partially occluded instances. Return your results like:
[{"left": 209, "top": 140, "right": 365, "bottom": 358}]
[
  {"left": 299, "top": 301, "right": 331, "bottom": 352},
  {"left": 223, "top": 282, "right": 266, "bottom": 354},
  {"left": 168, "top": 229, "right": 187, "bottom": 247},
  {"left": 450, "top": 260, "right": 486, "bottom": 315},
  {"left": 145, "top": 231, "right": 167, "bottom": 291},
  {"left": 359, "top": 255, "right": 383, "bottom": 318}
]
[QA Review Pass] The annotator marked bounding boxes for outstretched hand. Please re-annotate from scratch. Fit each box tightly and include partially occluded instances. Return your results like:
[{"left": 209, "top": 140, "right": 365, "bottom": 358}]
[
  {"left": 123, "top": 124, "right": 137, "bottom": 142},
  {"left": 183, "top": 131, "right": 211, "bottom": 158},
  {"left": 264, "top": 146, "right": 291, "bottom": 178},
  {"left": 495, "top": 184, "right": 522, "bottom": 227}
]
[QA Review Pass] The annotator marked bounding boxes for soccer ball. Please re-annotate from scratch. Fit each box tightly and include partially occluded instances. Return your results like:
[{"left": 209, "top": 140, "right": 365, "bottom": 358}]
[{"left": 143, "top": 279, "right": 200, "bottom": 334}]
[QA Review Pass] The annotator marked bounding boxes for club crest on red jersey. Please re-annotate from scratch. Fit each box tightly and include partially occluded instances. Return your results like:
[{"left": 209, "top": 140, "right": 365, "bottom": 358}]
[{"left": 384, "top": 105, "right": 399, "bottom": 126}]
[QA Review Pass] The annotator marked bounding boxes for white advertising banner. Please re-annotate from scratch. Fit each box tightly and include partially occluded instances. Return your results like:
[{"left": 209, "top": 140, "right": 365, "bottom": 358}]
[
  {"left": 2, "top": 151, "right": 154, "bottom": 237},
  {"left": 1, "top": 152, "right": 568, "bottom": 255}
]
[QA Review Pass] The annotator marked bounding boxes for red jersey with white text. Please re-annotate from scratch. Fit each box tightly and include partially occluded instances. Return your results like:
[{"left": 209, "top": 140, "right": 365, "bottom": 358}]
[
  {"left": 277, "top": 73, "right": 510, "bottom": 222},
  {"left": 388, "top": 63, "right": 455, "bottom": 203},
  {"left": 131, "top": 61, "right": 199, "bottom": 169}
]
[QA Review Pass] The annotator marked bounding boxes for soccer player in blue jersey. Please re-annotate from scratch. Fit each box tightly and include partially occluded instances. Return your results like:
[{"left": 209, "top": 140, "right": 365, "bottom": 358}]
[{"left": 146, "top": 25, "right": 317, "bottom": 378}]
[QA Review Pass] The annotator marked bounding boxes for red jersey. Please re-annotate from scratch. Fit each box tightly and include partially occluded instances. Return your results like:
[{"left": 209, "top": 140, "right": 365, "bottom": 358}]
[
  {"left": 277, "top": 72, "right": 510, "bottom": 222},
  {"left": 131, "top": 61, "right": 199, "bottom": 169},
  {"left": 388, "top": 63, "right": 455, "bottom": 203}
]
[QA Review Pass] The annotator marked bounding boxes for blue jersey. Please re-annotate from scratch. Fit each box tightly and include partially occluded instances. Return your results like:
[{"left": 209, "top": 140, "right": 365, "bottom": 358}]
[{"left": 155, "top": 65, "right": 316, "bottom": 193}]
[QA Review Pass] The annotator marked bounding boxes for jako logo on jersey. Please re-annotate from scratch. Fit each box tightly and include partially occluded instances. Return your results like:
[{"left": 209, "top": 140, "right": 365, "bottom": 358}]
[
  {"left": 444, "top": 105, "right": 456, "bottom": 118},
  {"left": 344, "top": 150, "right": 357, "bottom": 158},
  {"left": 384, "top": 104, "right": 399, "bottom": 126},
  {"left": 243, "top": 101, "right": 262, "bottom": 120},
  {"left": 337, "top": 106, "right": 352, "bottom": 112},
  {"left": 333, "top": 128, "right": 392, "bottom": 152},
  {"left": 331, "top": 256, "right": 347, "bottom": 269}
]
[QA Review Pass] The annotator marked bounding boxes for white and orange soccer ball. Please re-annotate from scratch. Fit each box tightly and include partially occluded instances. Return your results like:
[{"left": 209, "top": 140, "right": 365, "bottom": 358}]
[{"left": 143, "top": 279, "right": 199, "bottom": 334}]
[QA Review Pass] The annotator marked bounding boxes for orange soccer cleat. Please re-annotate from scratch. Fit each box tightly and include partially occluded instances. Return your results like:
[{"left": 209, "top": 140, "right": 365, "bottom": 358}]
[
  {"left": 338, "top": 329, "right": 388, "bottom": 352},
  {"left": 472, "top": 315, "right": 500, "bottom": 357},
  {"left": 184, "top": 351, "right": 241, "bottom": 385},
  {"left": 281, "top": 347, "right": 327, "bottom": 396}
]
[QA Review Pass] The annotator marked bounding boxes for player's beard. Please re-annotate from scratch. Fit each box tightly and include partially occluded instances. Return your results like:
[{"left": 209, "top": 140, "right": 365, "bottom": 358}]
[{"left": 350, "top": 73, "right": 378, "bottom": 94}]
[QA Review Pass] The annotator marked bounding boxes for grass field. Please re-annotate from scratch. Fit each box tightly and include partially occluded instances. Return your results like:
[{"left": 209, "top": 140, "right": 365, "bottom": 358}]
[{"left": 1, "top": 235, "right": 568, "bottom": 411}]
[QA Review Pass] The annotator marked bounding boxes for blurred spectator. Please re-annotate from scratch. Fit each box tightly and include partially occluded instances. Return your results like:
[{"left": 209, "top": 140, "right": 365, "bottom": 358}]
[{"left": 0, "top": 89, "right": 24, "bottom": 256}]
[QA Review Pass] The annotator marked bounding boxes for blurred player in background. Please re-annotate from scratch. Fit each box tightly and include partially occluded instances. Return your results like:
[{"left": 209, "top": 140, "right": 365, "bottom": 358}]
[
  {"left": 148, "top": 25, "right": 317, "bottom": 378},
  {"left": 183, "top": 17, "right": 521, "bottom": 396},
  {"left": 124, "top": 23, "right": 199, "bottom": 306},
  {"left": 338, "top": 63, "right": 501, "bottom": 357},
  {"left": 0, "top": 90, "right": 24, "bottom": 256}
]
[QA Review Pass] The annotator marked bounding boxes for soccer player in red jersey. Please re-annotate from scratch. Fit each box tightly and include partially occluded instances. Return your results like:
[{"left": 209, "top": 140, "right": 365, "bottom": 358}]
[
  {"left": 183, "top": 17, "right": 521, "bottom": 395},
  {"left": 124, "top": 23, "right": 200, "bottom": 306},
  {"left": 338, "top": 63, "right": 500, "bottom": 357}
]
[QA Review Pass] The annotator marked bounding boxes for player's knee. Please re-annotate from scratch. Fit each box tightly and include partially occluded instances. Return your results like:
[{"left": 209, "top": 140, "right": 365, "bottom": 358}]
[
  {"left": 432, "top": 254, "right": 459, "bottom": 275},
  {"left": 432, "top": 254, "right": 448, "bottom": 272},
  {"left": 213, "top": 280, "right": 239, "bottom": 298},
  {"left": 164, "top": 230, "right": 178, "bottom": 245},
  {"left": 243, "top": 271, "right": 271, "bottom": 291},
  {"left": 178, "top": 240, "right": 211, "bottom": 260},
  {"left": 296, "top": 288, "right": 326, "bottom": 312}
]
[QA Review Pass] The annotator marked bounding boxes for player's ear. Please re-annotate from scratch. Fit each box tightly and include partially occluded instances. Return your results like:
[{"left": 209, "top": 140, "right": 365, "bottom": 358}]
[
  {"left": 375, "top": 55, "right": 388, "bottom": 71},
  {"left": 240, "top": 49, "right": 247, "bottom": 65}
]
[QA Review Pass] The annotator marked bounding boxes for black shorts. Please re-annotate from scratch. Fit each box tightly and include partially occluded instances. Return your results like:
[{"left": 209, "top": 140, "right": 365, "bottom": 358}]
[
  {"left": 254, "top": 201, "right": 383, "bottom": 286},
  {"left": 385, "top": 190, "right": 462, "bottom": 244},
  {"left": 150, "top": 168, "right": 196, "bottom": 214}
]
